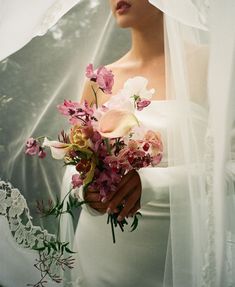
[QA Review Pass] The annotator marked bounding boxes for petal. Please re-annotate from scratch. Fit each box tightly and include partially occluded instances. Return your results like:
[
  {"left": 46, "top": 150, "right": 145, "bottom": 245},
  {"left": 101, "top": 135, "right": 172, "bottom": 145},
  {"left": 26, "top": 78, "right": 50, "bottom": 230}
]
[
  {"left": 98, "top": 109, "right": 139, "bottom": 138},
  {"left": 43, "top": 137, "right": 70, "bottom": 160}
]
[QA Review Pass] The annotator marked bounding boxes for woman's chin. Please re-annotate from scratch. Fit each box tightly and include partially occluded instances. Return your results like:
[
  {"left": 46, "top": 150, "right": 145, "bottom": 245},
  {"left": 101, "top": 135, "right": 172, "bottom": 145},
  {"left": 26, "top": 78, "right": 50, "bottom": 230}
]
[{"left": 116, "top": 17, "right": 134, "bottom": 28}]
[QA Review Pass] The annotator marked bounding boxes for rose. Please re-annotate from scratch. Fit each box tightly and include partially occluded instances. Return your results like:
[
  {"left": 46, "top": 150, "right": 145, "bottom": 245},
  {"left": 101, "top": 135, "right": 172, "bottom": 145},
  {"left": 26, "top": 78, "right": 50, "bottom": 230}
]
[{"left": 98, "top": 109, "right": 139, "bottom": 138}]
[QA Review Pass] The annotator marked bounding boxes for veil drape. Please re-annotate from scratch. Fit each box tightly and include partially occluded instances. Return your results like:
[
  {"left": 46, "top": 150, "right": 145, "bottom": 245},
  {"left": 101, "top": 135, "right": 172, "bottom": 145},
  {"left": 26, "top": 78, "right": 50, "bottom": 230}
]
[{"left": 0, "top": 0, "right": 235, "bottom": 287}]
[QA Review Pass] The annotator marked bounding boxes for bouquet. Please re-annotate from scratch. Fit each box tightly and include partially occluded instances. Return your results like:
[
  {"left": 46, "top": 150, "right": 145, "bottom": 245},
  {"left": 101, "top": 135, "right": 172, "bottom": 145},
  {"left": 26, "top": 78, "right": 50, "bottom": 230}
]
[{"left": 25, "top": 64, "right": 163, "bottom": 285}]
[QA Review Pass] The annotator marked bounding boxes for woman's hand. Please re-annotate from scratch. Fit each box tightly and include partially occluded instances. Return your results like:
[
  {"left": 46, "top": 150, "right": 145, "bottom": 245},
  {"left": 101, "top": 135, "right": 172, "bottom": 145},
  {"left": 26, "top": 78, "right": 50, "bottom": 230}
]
[
  {"left": 103, "top": 170, "right": 142, "bottom": 221},
  {"left": 84, "top": 189, "right": 109, "bottom": 214}
]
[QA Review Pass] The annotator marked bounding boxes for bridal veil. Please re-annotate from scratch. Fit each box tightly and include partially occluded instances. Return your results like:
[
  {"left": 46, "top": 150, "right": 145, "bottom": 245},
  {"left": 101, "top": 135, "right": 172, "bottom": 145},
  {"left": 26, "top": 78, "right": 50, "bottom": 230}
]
[{"left": 0, "top": 0, "right": 235, "bottom": 286}]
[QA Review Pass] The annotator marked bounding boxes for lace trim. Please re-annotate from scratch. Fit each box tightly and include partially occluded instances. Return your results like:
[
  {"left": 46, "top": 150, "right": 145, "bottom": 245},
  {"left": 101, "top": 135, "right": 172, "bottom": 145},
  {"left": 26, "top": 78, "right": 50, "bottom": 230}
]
[{"left": 0, "top": 180, "right": 56, "bottom": 249}]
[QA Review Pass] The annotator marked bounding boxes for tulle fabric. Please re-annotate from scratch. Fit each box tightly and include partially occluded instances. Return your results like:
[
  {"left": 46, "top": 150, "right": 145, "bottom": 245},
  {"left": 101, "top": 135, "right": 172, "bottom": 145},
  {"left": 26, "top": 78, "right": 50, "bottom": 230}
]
[{"left": 0, "top": 0, "right": 235, "bottom": 287}]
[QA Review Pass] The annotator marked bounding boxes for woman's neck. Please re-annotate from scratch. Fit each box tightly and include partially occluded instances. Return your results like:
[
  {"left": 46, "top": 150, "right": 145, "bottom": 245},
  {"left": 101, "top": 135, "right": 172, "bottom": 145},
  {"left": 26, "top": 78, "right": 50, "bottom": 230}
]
[{"left": 128, "top": 14, "right": 164, "bottom": 64}]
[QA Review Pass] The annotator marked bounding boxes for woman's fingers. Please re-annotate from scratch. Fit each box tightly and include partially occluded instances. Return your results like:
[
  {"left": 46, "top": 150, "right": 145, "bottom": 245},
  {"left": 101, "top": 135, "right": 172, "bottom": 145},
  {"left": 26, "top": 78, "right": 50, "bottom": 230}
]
[
  {"left": 116, "top": 188, "right": 141, "bottom": 221},
  {"left": 84, "top": 191, "right": 109, "bottom": 212},
  {"left": 128, "top": 200, "right": 141, "bottom": 217},
  {"left": 107, "top": 170, "right": 142, "bottom": 216},
  {"left": 102, "top": 170, "right": 135, "bottom": 203}
]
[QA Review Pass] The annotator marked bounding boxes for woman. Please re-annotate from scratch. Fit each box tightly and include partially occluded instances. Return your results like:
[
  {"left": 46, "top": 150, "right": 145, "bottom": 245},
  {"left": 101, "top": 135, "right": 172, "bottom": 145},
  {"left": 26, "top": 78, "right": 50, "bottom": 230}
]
[{"left": 74, "top": 1, "right": 171, "bottom": 286}]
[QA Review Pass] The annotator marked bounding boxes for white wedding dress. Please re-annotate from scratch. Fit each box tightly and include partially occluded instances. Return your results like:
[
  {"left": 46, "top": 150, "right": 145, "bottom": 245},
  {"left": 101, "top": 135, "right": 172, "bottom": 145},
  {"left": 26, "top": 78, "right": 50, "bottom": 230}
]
[{"left": 73, "top": 100, "right": 172, "bottom": 287}]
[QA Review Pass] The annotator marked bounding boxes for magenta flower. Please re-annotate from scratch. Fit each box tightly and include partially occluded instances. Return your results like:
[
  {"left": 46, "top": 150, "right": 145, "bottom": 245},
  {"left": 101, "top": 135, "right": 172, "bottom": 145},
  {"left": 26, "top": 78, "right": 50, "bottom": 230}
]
[
  {"left": 136, "top": 99, "right": 151, "bottom": 111},
  {"left": 25, "top": 137, "right": 40, "bottom": 156},
  {"left": 71, "top": 174, "right": 83, "bottom": 189}
]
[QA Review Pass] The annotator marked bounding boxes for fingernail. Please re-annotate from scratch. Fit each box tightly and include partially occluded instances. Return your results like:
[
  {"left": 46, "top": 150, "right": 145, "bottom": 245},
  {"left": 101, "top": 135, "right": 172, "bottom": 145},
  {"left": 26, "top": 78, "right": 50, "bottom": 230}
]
[
  {"left": 106, "top": 207, "right": 112, "bottom": 214},
  {"left": 117, "top": 215, "right": 122, "bottom": 221},
  {"left": 101, "top": 197, "right": 107, "bottom": 203}
]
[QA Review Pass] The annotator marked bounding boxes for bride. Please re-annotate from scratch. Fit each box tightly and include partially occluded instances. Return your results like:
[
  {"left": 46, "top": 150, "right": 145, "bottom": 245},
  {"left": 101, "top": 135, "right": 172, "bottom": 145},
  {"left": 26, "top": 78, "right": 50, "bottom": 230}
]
[
  {"left": 0, "top": 0, "right": 235, "bottom": 286},
  {"left": 73, "top": 1, "right": 189, "bottom": 286}
]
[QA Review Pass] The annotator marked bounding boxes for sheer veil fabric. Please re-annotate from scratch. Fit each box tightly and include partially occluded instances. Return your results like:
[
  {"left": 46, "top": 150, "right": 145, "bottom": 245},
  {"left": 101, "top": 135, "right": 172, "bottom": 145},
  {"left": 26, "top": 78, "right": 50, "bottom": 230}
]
[{"left": 0, "top": 0, "right": 235, "bottom": 287}]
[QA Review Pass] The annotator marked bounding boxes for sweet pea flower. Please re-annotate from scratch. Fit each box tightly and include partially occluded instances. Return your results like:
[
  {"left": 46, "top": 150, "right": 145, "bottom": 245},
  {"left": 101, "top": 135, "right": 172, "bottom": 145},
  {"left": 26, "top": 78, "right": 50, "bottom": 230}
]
[
  {"left": 122, "top": 76, "right": 155, "bottom": 100},
  {"left": 85, "top": 64, "right": 97, "bottom": 80},
  {"left": 43, "top": 137, "right": 70, "bottom": 160},
  {"left": 136, "top": 99, "right": 151, "bottom": 111},
  {"left": 25, "top": 137, "right": 40, "bottom": 156},
  {"left": 71, "top": 174, "right": 83, "bottom": 189},
  {"left": 38, "top": 149, "right": 47, "bottom": 159},
  {"left": 96, "top": 66, "right": 114, "bottom": 94},
  {"left": 98, "top": 109, "right": 139, "bottom": 138},
  {"left": 85, "top": 64, "right": 114, "bottom": 94}
]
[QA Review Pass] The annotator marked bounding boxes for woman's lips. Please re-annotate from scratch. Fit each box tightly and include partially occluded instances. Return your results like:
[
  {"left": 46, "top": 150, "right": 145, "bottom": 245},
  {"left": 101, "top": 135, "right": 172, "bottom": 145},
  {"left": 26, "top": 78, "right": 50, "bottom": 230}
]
[{"left": 116, "top": 1, "right": 131, "bottom": 15}]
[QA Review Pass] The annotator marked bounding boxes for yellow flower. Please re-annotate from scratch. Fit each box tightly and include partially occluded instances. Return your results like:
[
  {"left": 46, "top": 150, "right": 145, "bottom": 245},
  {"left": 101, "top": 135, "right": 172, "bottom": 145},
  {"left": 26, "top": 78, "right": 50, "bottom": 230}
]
[{"left": 70, "top": 125, "right": 90, "bottom": 149}]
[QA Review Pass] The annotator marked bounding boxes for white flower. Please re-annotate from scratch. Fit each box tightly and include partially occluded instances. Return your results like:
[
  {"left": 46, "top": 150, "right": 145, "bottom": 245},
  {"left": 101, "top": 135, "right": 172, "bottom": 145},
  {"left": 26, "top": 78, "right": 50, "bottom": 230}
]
[
  {"left": 122, "top": 76, "right": 155, "bottom": 100},
  {"left": 104, "top": 76, "right": 155, "bottom": 112}
]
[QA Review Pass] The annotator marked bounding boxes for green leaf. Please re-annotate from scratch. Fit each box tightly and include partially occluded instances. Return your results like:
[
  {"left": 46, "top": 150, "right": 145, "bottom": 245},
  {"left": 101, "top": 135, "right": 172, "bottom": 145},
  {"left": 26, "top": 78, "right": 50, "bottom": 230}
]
[{"left": 65, "top": 247, "right": 76, "bottom": 254}]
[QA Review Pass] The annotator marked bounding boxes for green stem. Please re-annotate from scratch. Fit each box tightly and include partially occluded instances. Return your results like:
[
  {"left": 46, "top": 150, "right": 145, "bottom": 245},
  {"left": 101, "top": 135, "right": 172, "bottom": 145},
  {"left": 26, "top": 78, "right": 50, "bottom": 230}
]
[
  {"left": 91, "top": 85, "right": 99, "bottom": 109},
  {"left": 110, "top": 215, "right": 116, "bottom": 244},
  {"left": 104, "top": 138, "right": 112, "bottom": 155}
]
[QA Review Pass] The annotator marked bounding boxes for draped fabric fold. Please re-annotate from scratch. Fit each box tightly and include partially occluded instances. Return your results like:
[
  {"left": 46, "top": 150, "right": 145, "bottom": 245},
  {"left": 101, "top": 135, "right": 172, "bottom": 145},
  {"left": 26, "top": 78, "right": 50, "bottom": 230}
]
[
  {"left": 0, "top": 0, "right": 80, "bottom": 61},
  {"left": 0, "top": 0, "right": 235, "bottom": 286}
]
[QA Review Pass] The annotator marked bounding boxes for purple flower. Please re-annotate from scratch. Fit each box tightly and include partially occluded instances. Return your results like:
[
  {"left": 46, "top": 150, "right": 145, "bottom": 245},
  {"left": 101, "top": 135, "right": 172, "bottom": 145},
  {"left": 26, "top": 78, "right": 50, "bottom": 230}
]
[
  {"left": 71, "top": 174, "right": 83, "bottom": 189},
  {"left": 136, "top": 99, "right": 151, "bottom": 111},
  {"left": 25, "top": 137, "right": 40, "bottom": 156}
]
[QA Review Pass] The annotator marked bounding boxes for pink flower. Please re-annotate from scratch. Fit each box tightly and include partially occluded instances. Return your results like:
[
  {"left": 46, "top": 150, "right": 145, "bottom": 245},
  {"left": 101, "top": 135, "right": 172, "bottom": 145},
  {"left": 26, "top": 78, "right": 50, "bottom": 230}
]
[
  {"left": 71, "top": 174, "right": 83, "bottom": 189},
  {"left": 98, "top": 109, "right": 139, "bottom": 138},
  {"left": 25, "top": 137, "right": 40, "bottom": 156},
  {"left": 85, "top": 64, "right": 97, "bottom": 80},
  {"left": 152, "top": 153, "right": 163, "bottom": 165},
  {"left": 144, "top": 130, "right": 163, "bottom": 154},
  {"left": 86, "top": 64, "right": 114, "bottom": 94},
  {"left": 136, "top": 99, "right": 151, "bottom": 111},
  {"left": 57, "top": 100, "right": 80, "bottom": 116},
  {"left": 38, "top": 149, "right": 47, "bottom": 159},
  {"left": 96, "top": 66, "right": 114, "bottom": 94}
]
